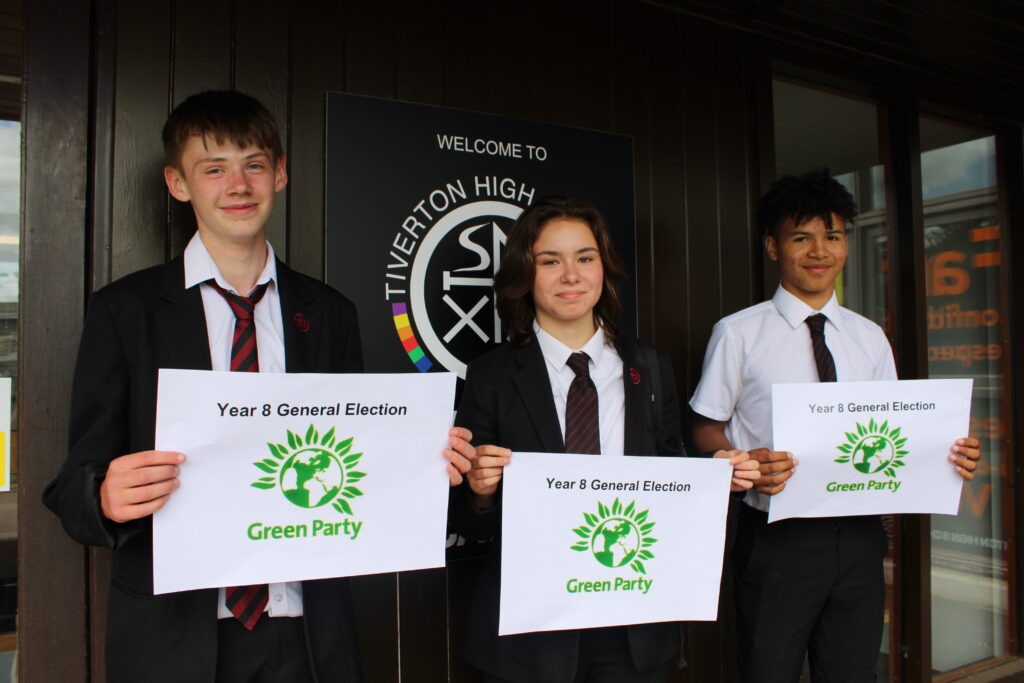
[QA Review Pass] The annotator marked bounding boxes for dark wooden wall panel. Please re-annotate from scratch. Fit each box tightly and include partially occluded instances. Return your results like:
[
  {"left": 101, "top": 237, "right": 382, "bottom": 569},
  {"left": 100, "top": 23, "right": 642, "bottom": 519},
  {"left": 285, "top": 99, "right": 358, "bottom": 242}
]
[
  {"left": 568, "top": 0, "right": 614, "bottom": 133},
  {"left": 441, "top": 0, "right": 490, "bottom": 114},
  {"left": 481, "top": 2, "right": 532, "bottom": 121},
  {"left": 611, "top": 2, "right": 653, "bottom": 337},
  {"left": 529, "top": 0, "right": 574, "bottom": 124},
  {"left": 646, "top": 9, "right": 687, "bottom": 377},
  {"left": 19, "top": 0, "right": 91, "bottom": 680},
  {"left": 111, "top": 0, "right": 172, "bottom": 279},
  {"left": 287, "top": 0, "right": 344, "bottom": 279},
  {"left": 396, "top": 0, "right": 443, "bottom": 106}
]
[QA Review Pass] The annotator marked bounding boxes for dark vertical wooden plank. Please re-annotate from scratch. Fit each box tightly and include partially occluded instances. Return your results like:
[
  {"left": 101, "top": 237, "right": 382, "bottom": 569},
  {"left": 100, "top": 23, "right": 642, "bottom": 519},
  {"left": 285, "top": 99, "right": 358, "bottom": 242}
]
[
  {"left": 88, "top": 4, "right": 117, "bottom": 678},
  {"left": 395, "top": 0, "right": 443, "bottom": 106},
  {"left": 398, "top": 568, "right": 449, "bottom": 682},
  {"left": 999, "top": 123, "right": 1024, "bottom": 667},
  {"left": 484, "top": 2, "right": 533, "bottom": 121},
  {"left": 442, "top": 0, "right": 490, "bottom": 113},
  {"left": 677, "top": 18, "right": 727, "bottom": 683},
  {"left": 288, "top": 0, "right": 344, "bottom": 279},
  {"left": 345, "top": 0, "right": 395, "bottom": 99},
  {"left": 529, "top": 0, "right": 573, "bottom": 124},
  {"left": 679, "top": 18, "right": 720, "bottom": 398},
  {"left": 884, "top": 96, "right": 930, "bottom": 682},
  {"left": 234, "top": 0, "right": 291, "bottom": 256},
  {"left": 751, "top": 39, "right": 777, "bottom": 301},
  {"left": 446, "top": 556, "right": 484, "bottom": 683},
  {"left": 569, "top": 0, "right": 614, "bottom": 132},
  {"left": 168, "top": 0, "right": 233, "bottom": 257},
  {"left": 715, "top": 28, "right": 757, "bottom": 321},
  {"left": 645, "top": 8, "right": 686, "bottom": 381},
  {"left": 611, "top": 2, "right": 653, "bottom": 338},
  {"left": 111, "top": 0, "right": 172, "bottom": 280},
  {"left": 19, "top": 0, "right": 90, "bottom": 680}
]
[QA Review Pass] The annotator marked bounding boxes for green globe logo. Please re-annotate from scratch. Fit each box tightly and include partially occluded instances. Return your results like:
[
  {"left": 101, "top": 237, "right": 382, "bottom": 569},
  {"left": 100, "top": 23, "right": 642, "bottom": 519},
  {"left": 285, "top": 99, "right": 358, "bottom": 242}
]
[
  {"left": 251, "top": 424, "right": 367, "bottom": 515},
  {"left": 835, "top": 418, "right": 907, "bottom": 478},
  {"left": 590, "top": 518, "right": 641, "bottom": 568},
  {"left": 570, "top": 498, "right": 657, "bottom": 575},
  {"left": 280, "top": 448, "right": 344, "bottom": 508}
]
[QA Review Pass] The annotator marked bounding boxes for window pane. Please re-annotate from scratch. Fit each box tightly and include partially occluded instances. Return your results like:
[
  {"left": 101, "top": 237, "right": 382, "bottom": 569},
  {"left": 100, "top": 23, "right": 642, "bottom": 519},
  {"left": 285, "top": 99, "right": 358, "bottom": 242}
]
[
  {"left": 772, "top": 78, "right": 895, "bottom": 680},
  {"left": 923, "top": 118, "right": 1009, "bottom": 673}
]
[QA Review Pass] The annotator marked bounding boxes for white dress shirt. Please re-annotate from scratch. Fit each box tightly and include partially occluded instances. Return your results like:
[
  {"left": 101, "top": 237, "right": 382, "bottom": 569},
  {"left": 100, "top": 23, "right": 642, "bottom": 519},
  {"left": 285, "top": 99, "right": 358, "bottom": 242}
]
[
  {"left": 183, "top": 233, "right": 303, "bottom": 618},
  {"left": 689, "top": 286, "right": 898, "bottom": 512},
  {"left": 535, "top": 323, "right": 626, "bottom": 456}
]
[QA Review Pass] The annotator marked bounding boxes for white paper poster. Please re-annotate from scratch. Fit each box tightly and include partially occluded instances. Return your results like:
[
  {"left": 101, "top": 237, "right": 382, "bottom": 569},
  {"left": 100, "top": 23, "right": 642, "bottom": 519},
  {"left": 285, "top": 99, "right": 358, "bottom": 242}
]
[
  {"left": 152, "top": 369, "right": 456, "bottom": 594},
  {"left": 769, "top": 378, "right": 973, "bottom": 523},
  {"left": 498, "top": 453, "right": 732, "bottom": 636}
]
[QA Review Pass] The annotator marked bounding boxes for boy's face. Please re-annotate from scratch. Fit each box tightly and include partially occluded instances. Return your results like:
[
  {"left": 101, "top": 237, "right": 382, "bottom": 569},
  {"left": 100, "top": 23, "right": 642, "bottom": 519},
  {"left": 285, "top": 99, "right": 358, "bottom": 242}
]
[
  {"left": 765, "top": 213, "right": 848, "bottom": 308},
  {"left": 164, "top": 135, "right": 287, "bottom": 248}
]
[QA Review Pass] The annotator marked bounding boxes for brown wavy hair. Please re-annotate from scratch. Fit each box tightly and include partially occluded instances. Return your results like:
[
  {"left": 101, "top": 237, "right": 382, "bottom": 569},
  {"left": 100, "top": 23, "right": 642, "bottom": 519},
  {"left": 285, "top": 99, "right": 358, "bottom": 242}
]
[{"left": 495, "top": 196, "right": 626, "bottom": 346}]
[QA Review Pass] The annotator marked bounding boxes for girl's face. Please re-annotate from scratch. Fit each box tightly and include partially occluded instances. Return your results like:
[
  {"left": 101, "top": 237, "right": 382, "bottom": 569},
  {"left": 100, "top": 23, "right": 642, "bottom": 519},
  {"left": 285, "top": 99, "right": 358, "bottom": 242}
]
[{"left": 530, "top": 218, "right": 604, "bottom": 331}]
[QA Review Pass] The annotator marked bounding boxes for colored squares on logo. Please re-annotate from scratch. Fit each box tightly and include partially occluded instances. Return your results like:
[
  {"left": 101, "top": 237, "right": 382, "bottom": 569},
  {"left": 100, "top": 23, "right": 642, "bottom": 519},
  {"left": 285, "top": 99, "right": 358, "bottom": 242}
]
[{"left": 391, "top": 303, "right": 433, "bottom": 372}]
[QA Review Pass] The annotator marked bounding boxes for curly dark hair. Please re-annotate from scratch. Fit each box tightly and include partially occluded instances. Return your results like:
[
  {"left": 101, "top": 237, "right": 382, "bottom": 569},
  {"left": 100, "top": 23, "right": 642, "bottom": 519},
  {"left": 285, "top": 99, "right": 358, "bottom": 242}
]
[
  {"left": 162, "top": 90, "right": 284, "bottom": 171},
  {"left": 757, "top": 169, "right": 857, "bottom": 236},
  {"left": 494, "top": 196, "right": 627, "bottom": 346}
]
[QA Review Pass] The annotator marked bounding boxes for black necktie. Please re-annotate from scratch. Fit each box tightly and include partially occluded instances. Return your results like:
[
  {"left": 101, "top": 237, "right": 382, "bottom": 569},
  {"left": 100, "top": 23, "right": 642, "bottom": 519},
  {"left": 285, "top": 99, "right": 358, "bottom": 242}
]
[
  {"left": 806, "top": 313, "right": 837, "bottom": 383},
  {"left": 209, "top": 280, "right": 271, "bottom": 630},
  {"left": 564, "top": 352, "right": 601, "bottom": 454}
]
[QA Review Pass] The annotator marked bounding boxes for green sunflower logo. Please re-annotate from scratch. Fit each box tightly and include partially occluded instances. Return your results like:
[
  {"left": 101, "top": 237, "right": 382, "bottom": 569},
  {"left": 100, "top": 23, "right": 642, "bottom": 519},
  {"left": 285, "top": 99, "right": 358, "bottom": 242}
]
[
  {"left": 570, "top": 498, "right": 657, "bottom": 575},
  {"left": 835, "top": 418, "right": 908, "bottom": 478},
  {"left": 250, "top": 424, "right": 366, "bottom": 515}
]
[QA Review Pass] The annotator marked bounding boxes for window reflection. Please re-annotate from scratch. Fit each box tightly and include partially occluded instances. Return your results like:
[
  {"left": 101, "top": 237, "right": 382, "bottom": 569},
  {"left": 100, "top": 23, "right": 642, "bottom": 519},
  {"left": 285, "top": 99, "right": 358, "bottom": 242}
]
[{"left": 922, "top": 119, "right": 1008, "bottom": 673}]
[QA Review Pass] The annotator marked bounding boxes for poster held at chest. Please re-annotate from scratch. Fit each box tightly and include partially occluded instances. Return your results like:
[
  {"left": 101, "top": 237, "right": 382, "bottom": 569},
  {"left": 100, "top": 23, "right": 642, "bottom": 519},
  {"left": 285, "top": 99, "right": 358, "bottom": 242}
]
[
  {"left": 769, "top": 378, "right": 973, "bottom": 523},
  {"left": 151, "top": 369, "right": 456, "bottom": 594},
  {"left": 323, "top": 93, "right": 636, "bottom": 380},
  {"left": 498, "top": 453, "right": 733, "bottom": 636}
]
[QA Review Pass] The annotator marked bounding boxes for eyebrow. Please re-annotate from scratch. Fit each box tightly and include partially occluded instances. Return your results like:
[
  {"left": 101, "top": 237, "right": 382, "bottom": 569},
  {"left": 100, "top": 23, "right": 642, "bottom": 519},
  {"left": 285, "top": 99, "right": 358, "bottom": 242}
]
[
  {"left": 533, "top": 246, "right": 599, "bottom": 257},
  {"left": 195, "top": 151, "right": 270, "bottom": 164}
]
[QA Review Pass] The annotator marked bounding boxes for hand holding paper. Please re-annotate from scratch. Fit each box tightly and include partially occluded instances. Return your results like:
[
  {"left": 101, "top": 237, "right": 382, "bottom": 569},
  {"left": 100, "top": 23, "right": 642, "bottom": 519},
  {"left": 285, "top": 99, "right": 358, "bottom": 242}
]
[
  {"left": 749, "top": 448, "right": 798, "bottom": 495},
  {"left": 949, "top": 437, "right": 981, "bottom": 480},
  {"left": 713, "top": 449, "right": 761, "bottom": 491},
  {"left": 444, "top": 426, "right": 475, "bottom": 486},
  {"left": 466, "top": 444, "right": 512, "bottom": 506},
  {"left": 101, "top": 450, "right": 185, "bottom": 522}
]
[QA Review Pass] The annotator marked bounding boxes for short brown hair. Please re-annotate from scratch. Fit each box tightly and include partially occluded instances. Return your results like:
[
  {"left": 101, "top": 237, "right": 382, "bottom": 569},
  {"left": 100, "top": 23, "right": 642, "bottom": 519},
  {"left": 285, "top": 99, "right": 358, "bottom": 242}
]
[
  {"left": 162, "top": 90, "right": 284, "bottom": 170},
  {"left": 495, "top": 196, "right": 627, "bottom": 346}
]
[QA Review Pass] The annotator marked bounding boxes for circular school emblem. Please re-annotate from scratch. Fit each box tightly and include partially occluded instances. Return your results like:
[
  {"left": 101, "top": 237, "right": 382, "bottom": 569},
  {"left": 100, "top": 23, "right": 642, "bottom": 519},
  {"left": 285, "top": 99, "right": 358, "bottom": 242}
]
[{"left": 383, "top": 178, "right": 534, "bottom": 378}]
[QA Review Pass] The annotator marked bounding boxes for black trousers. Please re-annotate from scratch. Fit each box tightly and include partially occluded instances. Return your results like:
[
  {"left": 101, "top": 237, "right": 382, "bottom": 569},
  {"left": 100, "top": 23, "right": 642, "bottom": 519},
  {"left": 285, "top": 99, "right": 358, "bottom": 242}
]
[
  {"left": 733, "top": 505, "right": 886, "bottom": 683},
  {"left": 483, "top": 627, "right": 670, "bottom": 683},
  {"left": 216, "top": 615, "right": 315, "bottom": 683}
]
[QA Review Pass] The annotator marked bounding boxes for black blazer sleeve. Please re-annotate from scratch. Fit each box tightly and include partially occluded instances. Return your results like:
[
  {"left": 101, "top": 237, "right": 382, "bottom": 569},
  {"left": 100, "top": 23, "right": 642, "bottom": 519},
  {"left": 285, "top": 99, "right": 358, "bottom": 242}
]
[{"left": 43, "top": 289, "right": 138, "bottom": 548}]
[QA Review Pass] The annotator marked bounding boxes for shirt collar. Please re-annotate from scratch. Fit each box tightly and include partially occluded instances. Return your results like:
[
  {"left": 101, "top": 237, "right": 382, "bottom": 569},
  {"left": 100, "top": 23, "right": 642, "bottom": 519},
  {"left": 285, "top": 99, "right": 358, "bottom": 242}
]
[
  {"left": 534, "top": 322, "right": 610, "bottom": 373},
  {"left": 184, "top": 232, "right": 277, "bottom": 295},
  {"left": 771, "top": 285, "right": 842, "bottom": 331}
]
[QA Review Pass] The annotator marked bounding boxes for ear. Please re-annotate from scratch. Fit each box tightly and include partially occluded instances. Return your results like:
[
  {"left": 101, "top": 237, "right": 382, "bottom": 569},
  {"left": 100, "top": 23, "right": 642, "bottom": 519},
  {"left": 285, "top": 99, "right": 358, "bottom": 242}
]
[
  {"left": 764, "top": 234, "right": 779, "bottom": 261},
  {"left": 274, "top": 155, "right": 288, "bottom": 192},
  {"left": 164, "top": 166, "right": 192, "bottom": 203}
]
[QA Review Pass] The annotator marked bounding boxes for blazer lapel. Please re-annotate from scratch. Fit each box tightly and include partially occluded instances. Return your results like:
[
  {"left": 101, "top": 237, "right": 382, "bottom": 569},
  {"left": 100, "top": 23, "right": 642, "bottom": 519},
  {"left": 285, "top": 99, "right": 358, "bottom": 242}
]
[
  {"left": 617, "top": 337, "right": 655, "bottom": 456},
  {"left": 512, "top": 338, "right": 565, "bottom": 453},
  {"left": 155, "top": 257, "right": 213, "bottom": 370},
  {"left": 277, "top": 261, "right": 321, "bottom": 374}
]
